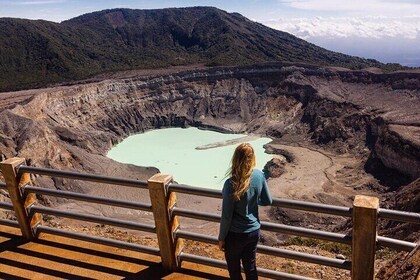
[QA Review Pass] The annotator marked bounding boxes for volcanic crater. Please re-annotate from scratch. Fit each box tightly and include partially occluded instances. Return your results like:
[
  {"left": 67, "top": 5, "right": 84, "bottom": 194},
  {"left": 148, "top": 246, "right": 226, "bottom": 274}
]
[
  {"left": 0, "top": 62, "right": 418, "bottom": 213},
  {"left": 0, "top": 62, "right": 419, "bottom": 279}
]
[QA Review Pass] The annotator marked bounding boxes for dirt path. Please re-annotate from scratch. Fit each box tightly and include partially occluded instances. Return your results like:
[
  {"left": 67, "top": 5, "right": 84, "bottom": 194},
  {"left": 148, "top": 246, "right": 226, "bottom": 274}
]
[
  {"left": 264, "top": 142, "right": 373, "bottom": 208},
  {"left": 268, "top": 144, "right": 333, "bottom": 200}
]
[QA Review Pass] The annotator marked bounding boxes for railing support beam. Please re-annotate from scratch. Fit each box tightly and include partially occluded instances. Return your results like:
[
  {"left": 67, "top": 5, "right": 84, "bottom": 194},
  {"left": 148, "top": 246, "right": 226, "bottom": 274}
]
[
  {"left": 351, "top": 195, "right": 379, "bottom": 280},
  {"left": 148, "top": 173, "right": 182, "bottom": 271},
  {"left": 0, "top": 157, "right": 40, "bottom": 239}
]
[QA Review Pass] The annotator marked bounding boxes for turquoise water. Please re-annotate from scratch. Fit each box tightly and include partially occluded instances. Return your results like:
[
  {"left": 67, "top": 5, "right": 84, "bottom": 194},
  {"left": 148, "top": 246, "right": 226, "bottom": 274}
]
[{"left": 107, "top": 127, "right": 272, "bottom": 189}]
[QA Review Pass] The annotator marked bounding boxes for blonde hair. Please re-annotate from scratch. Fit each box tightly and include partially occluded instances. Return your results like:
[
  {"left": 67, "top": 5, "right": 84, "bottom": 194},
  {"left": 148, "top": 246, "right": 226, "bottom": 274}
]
[{"left": 227, "top": 143, "right": 256, "bottom": 201}]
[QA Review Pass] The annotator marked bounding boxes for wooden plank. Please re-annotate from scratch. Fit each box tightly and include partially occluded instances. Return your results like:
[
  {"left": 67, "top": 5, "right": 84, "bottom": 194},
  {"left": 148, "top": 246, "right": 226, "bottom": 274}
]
[
  {"left": 352, "top": 195, "right": 379, "bottom": 280},
  {"left": 0, "top": 158, "right": 40, "bottom": 239},
  {"left": 148, "top": 173, "right": 182, "bottom": 271}
]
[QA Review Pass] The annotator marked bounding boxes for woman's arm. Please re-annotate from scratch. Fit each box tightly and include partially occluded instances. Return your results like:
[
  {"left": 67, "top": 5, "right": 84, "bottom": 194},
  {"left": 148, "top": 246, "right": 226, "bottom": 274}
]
[
  {"left": 259, "top": 177, "right": 273, "bottom": 206},
  {"left": 218, "top": 181, "right": 234, "bottom": 243}
]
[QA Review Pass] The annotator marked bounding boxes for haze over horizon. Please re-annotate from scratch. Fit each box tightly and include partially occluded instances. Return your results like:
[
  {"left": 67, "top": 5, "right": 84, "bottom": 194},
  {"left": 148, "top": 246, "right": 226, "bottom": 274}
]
[{"left": 1, "top": 0, "right": 419, "bottom": 67}]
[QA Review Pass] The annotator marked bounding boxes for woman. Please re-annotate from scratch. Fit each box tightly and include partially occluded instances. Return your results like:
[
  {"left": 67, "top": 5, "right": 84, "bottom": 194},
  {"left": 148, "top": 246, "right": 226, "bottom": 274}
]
[{"left": 218, "top": 143, "right": 272, "bottom": 280}]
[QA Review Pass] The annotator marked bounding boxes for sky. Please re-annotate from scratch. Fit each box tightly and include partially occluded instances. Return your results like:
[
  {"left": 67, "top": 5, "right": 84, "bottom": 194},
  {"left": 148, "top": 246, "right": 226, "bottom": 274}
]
[{"left": 1, "top": 0, "right": 419, "bottom": 66}]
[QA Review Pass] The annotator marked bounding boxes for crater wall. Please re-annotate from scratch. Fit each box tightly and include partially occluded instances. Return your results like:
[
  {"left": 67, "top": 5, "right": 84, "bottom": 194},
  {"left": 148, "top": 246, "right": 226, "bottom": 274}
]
[{"left": 0, "top": 64, "right": 418, "bottom": 183}]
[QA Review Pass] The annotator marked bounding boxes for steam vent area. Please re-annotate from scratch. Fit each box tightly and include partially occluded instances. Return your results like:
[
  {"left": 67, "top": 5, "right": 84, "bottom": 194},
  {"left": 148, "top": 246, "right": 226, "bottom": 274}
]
[{"left": 0, "top": 63, "right": 419, "bottom": 280}]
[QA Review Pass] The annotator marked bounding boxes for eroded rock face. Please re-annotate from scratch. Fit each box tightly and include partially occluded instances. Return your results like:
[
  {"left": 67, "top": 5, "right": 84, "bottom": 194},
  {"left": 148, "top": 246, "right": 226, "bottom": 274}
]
[
  {"left": 263, "top": 158, "right": 286, "bottom": 178},
  {"left": 374, "top": 125, "right": 420, "bottom": 180},
  {"left": 0, "top": 63, "right": 418, "bottom": 186},
  {"left": 376, "top": 246, "right": 420, "bottom": 280},
  {"left": 380, "top": 179, "right": 420, "bottom": 242}
]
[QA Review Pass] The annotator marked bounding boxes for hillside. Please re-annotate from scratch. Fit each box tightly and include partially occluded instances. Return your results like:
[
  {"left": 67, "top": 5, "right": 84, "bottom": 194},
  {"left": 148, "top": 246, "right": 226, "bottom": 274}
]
[{"left": 0, "top": 6, "right": 388, "bottom": 92}]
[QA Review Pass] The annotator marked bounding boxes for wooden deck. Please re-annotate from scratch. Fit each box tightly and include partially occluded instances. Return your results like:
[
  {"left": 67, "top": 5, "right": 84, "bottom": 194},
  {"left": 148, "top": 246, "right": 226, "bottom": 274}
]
[{"left": 0, "top": 225, "right": 230, "bottom": 280}]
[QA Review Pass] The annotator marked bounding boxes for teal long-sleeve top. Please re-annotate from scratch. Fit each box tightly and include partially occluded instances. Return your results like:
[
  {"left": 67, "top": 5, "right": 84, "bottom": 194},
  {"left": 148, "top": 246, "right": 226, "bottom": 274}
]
[{"left": 218, "top": 169, "right": 272, "bottom": 241}]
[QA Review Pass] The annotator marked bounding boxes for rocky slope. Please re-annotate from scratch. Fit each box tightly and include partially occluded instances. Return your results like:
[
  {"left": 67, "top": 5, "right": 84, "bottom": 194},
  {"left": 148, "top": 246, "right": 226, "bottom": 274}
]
[{"left": 1, "top": 63, "right": 417, "bottom": 181}]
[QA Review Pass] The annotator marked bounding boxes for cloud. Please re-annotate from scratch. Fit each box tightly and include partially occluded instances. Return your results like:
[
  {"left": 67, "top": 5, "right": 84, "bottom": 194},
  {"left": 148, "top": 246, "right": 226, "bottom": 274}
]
[
  {"left": 263, "top": 11, "right": 420, "bottom": 66},
  {"left": 263, "top": 15, "right": 420, "bottom": 40},
  {"left": 278, "top": 0, "right": 420, "bottom": 14}
]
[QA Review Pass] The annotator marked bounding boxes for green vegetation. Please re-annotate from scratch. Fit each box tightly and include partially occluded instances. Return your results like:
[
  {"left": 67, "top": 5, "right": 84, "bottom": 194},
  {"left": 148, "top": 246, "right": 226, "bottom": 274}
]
[
  {"left": 376, "top": 247, "right": 397, "bottom": 260},
  {"left": 284, "top": 236, "right": 352, "bottom": 257},
  {"left": 42, "top": 214, "right": 53, "bottom": 223},
  {"left": 0, "top": 7, "right": 402, "bottom": 92}
]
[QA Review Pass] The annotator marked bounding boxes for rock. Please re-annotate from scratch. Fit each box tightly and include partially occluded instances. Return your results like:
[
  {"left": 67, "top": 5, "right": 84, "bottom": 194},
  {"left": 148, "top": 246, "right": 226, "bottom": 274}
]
[
  {"left": 336, "top": 254, "right": 345, "bottom": 260},
  {"left": 376, "top": 246, "right": 420, "bottom": 280},
  {"left": 263, "top": 158, "right": 286, "bottom": 178}
]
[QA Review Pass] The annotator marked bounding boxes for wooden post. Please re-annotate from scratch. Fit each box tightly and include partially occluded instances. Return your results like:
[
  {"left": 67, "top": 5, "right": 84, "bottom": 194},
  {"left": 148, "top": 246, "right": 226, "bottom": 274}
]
[
  {"left": 148, "top": 173, "right": 182, "bottom": 271},
  {"left": 352, "top": 195, "right": 379, "bottom": 280},
  {"left": 0, "top": 158, "right": 40, "bottom": 240}
]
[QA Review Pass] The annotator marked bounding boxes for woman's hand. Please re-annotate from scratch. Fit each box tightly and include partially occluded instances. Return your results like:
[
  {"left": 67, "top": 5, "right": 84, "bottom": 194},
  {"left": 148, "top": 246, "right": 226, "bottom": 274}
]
[{"left": 218, "top": 241, "right": 225, "bottom": 251}]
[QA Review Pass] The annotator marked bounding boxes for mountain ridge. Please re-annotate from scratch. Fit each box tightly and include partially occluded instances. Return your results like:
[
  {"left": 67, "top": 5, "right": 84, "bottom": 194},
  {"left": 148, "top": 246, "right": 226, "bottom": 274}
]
[{"left": 0, "top": 6, "right": 398, "bottom": 92}]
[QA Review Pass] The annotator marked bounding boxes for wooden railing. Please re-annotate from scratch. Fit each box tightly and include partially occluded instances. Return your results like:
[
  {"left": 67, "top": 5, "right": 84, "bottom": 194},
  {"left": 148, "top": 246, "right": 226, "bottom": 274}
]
[{"left": 0, "top": 157, "right": 418, "bottom": 280}]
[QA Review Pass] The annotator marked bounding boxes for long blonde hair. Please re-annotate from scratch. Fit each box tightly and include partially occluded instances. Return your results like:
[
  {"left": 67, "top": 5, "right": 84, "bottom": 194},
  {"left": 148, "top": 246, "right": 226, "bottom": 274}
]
[{"left": 227, "top": 143, "right": 256, "bottom": 201}]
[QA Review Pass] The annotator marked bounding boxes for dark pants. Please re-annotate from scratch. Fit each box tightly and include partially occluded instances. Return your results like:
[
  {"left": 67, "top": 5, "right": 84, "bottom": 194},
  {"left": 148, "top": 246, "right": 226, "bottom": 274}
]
[{"left": 224, "top": 229, "right": 260, "bottom": 280}]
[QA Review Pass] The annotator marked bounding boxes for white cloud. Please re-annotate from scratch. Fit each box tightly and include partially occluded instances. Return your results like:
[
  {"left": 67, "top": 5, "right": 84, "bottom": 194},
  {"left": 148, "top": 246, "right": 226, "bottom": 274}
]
[
  {"left": 263, "top": 16, "right": 420, "bottom": 40},
  {"left": 263, "top": 12, "right": 420, "bottom": 65},
  {"left": 278, "top": 0, "right": 420, "bottom": 14}
]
